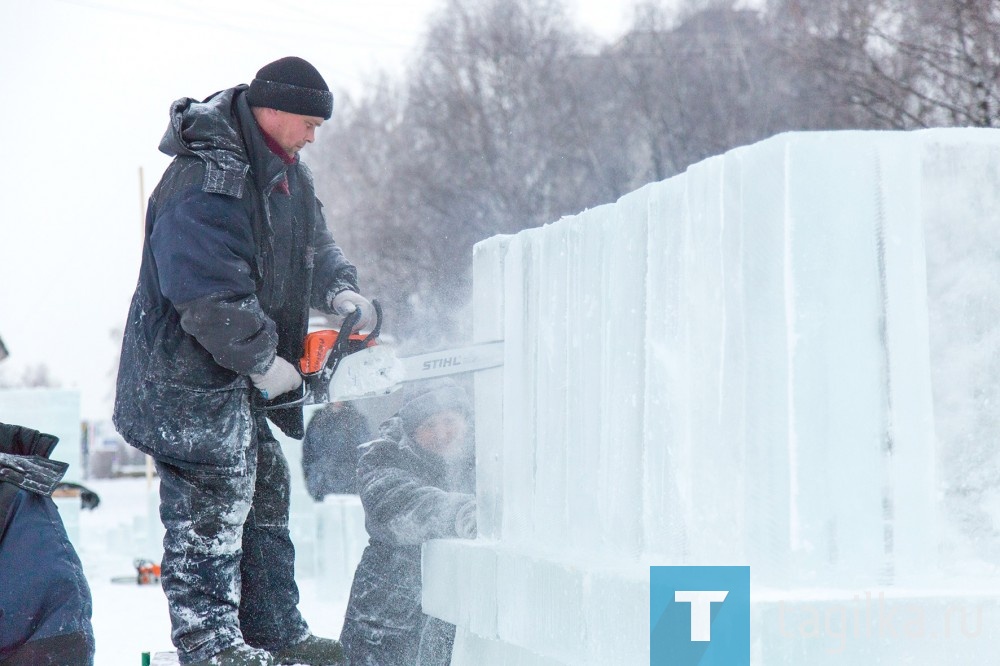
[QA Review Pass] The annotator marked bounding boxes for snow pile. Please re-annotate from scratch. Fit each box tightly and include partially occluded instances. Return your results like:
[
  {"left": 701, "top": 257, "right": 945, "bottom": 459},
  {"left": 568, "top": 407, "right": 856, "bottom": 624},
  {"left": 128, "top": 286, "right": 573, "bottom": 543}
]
[{"left": 423, "top": 129, "right": 1000, "bottom": 665}]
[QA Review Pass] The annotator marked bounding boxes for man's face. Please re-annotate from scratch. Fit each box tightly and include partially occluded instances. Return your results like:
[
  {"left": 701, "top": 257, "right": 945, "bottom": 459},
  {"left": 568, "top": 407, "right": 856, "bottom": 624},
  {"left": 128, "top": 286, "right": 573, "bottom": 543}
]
[
  {"left": 413, "top": 410, "right": 469, "bottom": 458},
  {"left": 256, "top": 108, "right": 324, "bottom": 156}
]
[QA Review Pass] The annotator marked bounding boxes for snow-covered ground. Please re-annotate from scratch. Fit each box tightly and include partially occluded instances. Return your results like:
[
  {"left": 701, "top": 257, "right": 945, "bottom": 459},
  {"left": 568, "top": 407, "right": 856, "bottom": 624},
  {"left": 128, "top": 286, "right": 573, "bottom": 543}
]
[{"left": 76, "top": 477, "right": 348, "bottom": 665}]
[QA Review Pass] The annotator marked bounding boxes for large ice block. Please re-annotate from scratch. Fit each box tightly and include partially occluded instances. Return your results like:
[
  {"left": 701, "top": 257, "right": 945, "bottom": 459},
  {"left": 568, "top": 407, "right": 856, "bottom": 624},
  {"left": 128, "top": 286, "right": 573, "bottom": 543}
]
[{"left": 423, "top": 129, "right": 1000, "bottom": 664}]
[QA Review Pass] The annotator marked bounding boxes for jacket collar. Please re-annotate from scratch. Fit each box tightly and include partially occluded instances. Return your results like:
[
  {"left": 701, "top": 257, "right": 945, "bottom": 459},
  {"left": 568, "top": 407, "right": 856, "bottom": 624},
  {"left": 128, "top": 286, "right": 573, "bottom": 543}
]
[
  {"left": 157, "top": 84, "right": 294, "bottom": 198},
  {"left": 235, "top": 91, "right": 296, "bottom": 195}
]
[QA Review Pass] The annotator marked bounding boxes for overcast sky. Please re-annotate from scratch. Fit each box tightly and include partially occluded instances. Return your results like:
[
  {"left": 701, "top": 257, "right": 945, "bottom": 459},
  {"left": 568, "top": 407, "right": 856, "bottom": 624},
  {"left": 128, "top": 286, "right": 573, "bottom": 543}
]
[{"left": 0, "top": 0, "right": 640, "bottom": 419}]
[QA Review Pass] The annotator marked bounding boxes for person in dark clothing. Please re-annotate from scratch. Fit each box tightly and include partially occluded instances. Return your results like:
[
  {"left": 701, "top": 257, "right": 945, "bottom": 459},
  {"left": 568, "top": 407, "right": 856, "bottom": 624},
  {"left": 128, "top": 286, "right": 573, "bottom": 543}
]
[
  {"left": 113, "top": 56, "right": 374, "bottom": 666},
  {"left": 302, "top": 402, "right": 373, "bottom": 499},
  {"left": 339, "top": 381, "right": 477, "bottom": 666},
  {"left": 0, "top": 422, "right": 95, "bottom": 665}
]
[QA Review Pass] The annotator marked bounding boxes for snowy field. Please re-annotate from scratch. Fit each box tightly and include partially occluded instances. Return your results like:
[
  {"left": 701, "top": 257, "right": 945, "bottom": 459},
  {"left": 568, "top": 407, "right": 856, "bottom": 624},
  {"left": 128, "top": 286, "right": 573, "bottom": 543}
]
[{"left": 76, "top": 477, "right": 348, "bottom": 665}]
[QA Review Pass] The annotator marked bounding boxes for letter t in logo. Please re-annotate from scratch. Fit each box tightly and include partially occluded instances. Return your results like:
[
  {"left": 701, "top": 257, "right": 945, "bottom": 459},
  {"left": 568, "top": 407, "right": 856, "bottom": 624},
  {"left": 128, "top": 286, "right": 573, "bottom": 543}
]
[
  {"left": 650, "top": 566, "right": 750, "bottom": 665},
  {"left": 674, "top": 590, "right": 729, "bottom": 641}
]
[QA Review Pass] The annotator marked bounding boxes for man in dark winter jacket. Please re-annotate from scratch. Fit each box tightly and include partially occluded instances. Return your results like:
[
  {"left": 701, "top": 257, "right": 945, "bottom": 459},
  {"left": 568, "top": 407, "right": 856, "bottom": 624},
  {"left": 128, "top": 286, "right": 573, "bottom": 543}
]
[
  {"left": 302, "top": 402, "right": 372, "bottom": 499},
  {"left": 114, "top": 56, "right": 373, "bottom": 666},
  {"left": 0, "top": 422, "right": 95, "bottom": 665},
  {"left": 339, "top": 381, "right": 477, "bottom": 666}
]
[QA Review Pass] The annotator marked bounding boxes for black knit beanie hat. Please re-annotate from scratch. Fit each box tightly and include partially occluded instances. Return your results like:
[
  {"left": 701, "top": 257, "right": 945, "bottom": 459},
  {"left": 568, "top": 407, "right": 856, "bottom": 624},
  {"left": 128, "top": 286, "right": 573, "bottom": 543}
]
[{"left": 246, "top": 56, "right": 334, "bottom": 119}]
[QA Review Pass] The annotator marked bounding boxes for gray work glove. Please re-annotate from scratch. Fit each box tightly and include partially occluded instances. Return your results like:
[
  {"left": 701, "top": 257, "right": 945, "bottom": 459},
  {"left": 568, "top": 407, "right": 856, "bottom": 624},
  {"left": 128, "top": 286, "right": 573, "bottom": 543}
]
[
  {"left": 455, "top": 499, "right": 477, "bottom": 539},
  {"left": 330, "top": 289, "right": 376, "bottom": 332},
  {"left": 250, "top": 356, "right": 302, "bottom": 400}
]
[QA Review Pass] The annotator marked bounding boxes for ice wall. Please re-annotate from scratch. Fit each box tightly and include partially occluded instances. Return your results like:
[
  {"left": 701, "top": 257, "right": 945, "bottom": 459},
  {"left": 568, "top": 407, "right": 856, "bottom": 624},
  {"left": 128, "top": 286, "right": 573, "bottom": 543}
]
[{"left": 422, "top": 129, "right": 1000, "bottom": 664}]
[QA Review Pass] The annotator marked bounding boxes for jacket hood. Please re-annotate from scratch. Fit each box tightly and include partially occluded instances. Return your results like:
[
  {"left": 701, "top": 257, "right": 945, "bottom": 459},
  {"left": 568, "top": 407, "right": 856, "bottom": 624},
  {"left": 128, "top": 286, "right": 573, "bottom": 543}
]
[
  {"left": 0, "top": 422, "right": 59, "bottom": 458},
  {"left": 158, "top": 84, "right": 289, "bottom": 199}
]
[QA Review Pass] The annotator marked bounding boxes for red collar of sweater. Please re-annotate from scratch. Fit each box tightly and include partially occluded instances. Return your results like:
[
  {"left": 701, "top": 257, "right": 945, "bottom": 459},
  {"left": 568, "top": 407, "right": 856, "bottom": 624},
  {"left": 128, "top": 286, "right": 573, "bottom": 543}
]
[{"left": 261, "top": 131, "right": 296, "bottom": 194}]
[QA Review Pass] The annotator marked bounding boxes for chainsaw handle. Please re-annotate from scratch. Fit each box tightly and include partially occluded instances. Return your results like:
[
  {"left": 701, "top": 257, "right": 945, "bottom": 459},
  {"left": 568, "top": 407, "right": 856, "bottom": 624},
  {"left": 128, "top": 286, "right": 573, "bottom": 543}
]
[
  {"left": 337, "top": 298, "right": 382, "bottom": 345},
  {"left": 331, "top": 299, "right": 381, "bottom": 356},
  {"left": 360, "top": 299, "right": 382, "bottom": 343},
  {"left": 370, "top": 299, "right": 383, "bottom": 338},
  {"left": 334, "top": 307, "right": 364, "bottom": 352},
  {"left": 258, "top": 298, "right": 382, "bottom": 412}
]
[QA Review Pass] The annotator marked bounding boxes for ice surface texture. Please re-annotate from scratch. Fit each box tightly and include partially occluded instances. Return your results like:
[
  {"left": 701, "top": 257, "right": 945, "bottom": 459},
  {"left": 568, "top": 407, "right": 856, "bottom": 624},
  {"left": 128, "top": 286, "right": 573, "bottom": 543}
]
[{"left": 423, "top": 129, "right": 1000, "bottom": 665}]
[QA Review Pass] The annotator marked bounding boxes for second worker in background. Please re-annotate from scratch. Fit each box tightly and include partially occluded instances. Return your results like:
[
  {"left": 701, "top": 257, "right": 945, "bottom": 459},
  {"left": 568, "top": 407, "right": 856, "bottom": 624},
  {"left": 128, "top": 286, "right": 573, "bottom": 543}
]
[{"left": 340, "top": 380, "right": 477, "bottom": 665}]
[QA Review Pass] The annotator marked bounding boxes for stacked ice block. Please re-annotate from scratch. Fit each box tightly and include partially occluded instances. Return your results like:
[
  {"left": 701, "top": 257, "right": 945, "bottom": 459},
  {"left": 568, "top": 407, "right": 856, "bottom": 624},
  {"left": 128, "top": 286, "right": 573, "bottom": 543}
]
[{"left": 422, "top": 129, "right": 1000, "bottom": 664}]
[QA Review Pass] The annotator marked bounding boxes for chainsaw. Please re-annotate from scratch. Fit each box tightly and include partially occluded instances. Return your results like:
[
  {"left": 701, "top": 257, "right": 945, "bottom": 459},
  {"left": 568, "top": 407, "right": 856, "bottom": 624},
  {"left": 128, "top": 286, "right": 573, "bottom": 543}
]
[
  {"left": 262, "top": 300, "right": 503, "bottom": 409},
  {"left": 111, "top": 558, "right": 161, "bottom": 585}
]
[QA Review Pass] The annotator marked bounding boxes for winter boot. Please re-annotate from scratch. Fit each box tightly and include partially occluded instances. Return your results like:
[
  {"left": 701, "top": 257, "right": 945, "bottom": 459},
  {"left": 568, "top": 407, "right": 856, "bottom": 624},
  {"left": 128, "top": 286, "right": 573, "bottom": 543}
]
[
  {"left": 187, "top": 643, "right": 276, "bottom": 665},
  {"left": 271, "top": 634, "right": 345, "bottom": 665}
]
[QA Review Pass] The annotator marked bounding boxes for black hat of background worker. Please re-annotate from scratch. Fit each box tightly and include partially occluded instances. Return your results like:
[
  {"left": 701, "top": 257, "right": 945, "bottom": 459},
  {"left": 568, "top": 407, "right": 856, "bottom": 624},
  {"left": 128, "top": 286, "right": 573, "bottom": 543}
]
[
  {"left": 247, "top": 56, "right": 334, "bottom": 119},
  {"left": 399, "top": 379, "right": 473, "bottom": 440}
]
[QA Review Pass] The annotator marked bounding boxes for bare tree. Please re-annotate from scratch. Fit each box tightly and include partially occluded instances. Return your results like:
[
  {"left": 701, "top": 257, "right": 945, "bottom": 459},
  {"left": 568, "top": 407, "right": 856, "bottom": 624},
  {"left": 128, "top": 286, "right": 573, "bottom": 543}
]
[
  {"left": 607, "top": 1, "right": 863, "bottom": 186},
  {"left": 312, "top": 0, "right": 937, "bottom": 349},
  {"left": 0, "top": 363, "right": 60, "bottom": 389},
  {"left": 768, "top": 0, "right": 1000, "bottom": 128},
  {"left": 314, "top": 0, "right": 602, "bottom": 346}
]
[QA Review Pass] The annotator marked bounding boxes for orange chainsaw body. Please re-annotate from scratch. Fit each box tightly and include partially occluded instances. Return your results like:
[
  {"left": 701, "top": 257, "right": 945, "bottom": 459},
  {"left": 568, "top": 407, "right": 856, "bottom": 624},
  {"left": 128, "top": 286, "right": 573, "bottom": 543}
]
[{"left": 300, "top": 328, "right": 378, "bottom": 376}]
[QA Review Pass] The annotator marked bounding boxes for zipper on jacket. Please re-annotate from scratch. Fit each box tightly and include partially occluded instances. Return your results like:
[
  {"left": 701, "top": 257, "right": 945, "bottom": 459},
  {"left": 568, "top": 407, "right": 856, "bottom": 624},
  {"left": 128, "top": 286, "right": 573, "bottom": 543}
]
[{"left": 261, "top": 195, "right": 278, "bottom": 309}]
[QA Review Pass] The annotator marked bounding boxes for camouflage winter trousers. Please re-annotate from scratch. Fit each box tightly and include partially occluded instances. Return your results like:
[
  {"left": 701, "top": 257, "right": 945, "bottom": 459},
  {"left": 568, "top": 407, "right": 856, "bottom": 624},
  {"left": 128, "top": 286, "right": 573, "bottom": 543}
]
[{"left": 155, "top": 414, "right": 310, "bottom": 664}]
